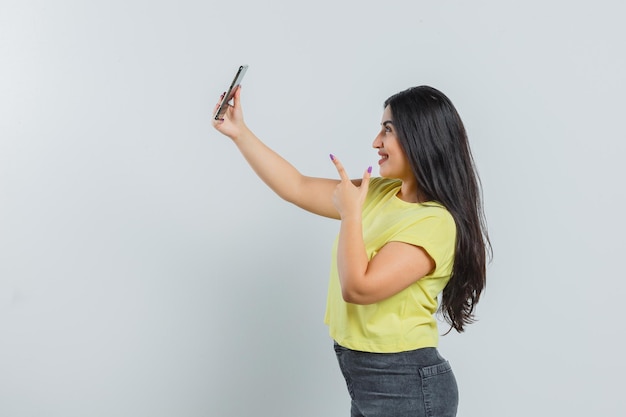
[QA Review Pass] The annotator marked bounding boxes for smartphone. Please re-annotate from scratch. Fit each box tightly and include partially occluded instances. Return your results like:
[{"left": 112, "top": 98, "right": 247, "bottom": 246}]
[{"left": 213, "top": 65, "right": 249, "bottom": 120}]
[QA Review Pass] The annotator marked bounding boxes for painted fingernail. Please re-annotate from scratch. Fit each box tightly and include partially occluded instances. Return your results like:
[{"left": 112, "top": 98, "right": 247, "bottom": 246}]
[
  {"left": 329, "top": 154, "right": 335, "bottom": 161},
  {"left": 367, "top": 166, "right": 372, "bottom": 173}
]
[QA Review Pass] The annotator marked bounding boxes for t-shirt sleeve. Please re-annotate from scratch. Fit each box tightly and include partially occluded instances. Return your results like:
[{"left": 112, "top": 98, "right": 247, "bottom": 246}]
[{"left": 390, "top": 210, "right": 457, "bottom": 277}]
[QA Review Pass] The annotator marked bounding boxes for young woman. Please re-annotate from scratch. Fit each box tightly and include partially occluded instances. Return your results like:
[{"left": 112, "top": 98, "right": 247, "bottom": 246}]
[{"left": 212, "top": 84, "right": 490, "bottom": 417}]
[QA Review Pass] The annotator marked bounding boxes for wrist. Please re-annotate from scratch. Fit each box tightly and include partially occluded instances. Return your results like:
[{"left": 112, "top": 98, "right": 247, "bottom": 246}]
[
  {"left": 340, "top": 212, "right": 362, "bottom": 224},
  {"left": 232, "top": 123, "right": 252, "bottom": 143}
]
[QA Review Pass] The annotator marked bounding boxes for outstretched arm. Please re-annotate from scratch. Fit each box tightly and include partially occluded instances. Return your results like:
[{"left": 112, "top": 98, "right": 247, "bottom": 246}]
[{"left": 212, "top": 86, "right": 349, "bottom": 219}]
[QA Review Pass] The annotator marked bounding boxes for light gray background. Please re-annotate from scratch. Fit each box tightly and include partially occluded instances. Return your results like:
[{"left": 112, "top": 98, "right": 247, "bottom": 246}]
[{"left": 1, "top": 1, "right": 625, "bottom": 416}]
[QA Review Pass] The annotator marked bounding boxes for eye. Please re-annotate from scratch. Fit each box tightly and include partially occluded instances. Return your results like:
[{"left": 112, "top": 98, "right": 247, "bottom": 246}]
[{"left": 380, "top": 122, "right": 393, "bottom": 135}]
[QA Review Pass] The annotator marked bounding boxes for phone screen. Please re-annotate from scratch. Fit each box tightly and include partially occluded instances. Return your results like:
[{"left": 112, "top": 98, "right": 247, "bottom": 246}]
[{"left": 214, "top": 65, "right": 248, "bottom": 120}]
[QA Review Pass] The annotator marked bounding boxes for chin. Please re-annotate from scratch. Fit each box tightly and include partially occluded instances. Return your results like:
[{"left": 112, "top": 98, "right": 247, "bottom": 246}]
[{"left": 379, "top": 168, "right": 397, "bottom": 179}]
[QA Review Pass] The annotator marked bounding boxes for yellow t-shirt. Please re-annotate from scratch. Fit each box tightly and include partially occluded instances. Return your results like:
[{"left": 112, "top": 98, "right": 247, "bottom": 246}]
[{"left": 324, "top": 177, "right": 457, "bottom": 353}]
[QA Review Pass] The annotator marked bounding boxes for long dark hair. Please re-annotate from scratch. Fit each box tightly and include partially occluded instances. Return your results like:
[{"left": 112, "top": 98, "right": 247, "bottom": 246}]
[{"left": 384, "top": 86, "right": 492, "bottom": 333}]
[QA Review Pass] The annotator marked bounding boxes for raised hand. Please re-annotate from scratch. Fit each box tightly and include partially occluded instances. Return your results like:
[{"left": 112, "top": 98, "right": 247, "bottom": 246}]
[
  {"left": 212, "top": 85, "right": 247, "bottom": 141},
  {"left": 329, "top": 154, "right": 372, "bottom": 219}
]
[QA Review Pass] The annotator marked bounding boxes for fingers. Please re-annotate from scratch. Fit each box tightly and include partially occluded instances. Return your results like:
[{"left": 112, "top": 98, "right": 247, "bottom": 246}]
[
  {"left": 329, "top": 154, "right": 351, "bottom": 182},
  {"left": 212, "top": 92, "right": 226, "bottom": 123},
  {"left": 361, "top": 165, "right": 372, "bottom": 195},
  {"left": 213, "top": 86, "right": 242, "bottom": 123},
  {"left": 330, "top": 154, "right": 372, "bottom": 185},
  {"left": 213, "top": 92, "right": 224, "bottom": 113},
  {"left": 363, "top": 165, "right": 372, "bottom": 182},
  {"left": 232, "top": 85, "right": 242, "bottom": 110},
  {"left": 222, "top": 86, "right": 242, "bottom": 119}
]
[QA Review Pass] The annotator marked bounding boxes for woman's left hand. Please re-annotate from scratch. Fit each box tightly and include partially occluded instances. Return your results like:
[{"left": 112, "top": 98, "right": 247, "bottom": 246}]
[{"left": 330, "top": 154, "right": 372, "bottom": 219}]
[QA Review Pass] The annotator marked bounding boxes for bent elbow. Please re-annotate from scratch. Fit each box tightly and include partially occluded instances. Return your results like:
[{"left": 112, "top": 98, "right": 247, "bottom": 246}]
[{"left": 341, "top": 287, "right": 374, "bottom": 305}]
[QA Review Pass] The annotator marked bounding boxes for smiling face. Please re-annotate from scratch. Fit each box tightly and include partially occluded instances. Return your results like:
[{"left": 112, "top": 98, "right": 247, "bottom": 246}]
[{"left": 372, "top": 105, "right": 414, "bottom": 182}]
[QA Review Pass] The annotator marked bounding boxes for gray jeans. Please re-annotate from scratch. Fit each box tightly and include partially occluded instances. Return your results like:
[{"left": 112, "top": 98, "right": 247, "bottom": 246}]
[{"left": 334, "top": 342, "right": 458, "bottom": 417}]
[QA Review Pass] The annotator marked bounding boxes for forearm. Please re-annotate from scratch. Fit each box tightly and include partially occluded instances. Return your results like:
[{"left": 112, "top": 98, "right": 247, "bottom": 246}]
[
  {"left": 213, "top": 87, "right": 340, "bottom": 217},
  {"left": 336, "top": 215, "right": 370, "bottom": 303},
  {"left": 233, "top": 126, "right": 304, "bottom": 203}
]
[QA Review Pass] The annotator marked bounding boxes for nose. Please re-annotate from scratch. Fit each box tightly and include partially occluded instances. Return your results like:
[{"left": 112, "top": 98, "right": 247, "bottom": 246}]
[{"left": 372, "top": 133, "right": 382, "bottom": 148}]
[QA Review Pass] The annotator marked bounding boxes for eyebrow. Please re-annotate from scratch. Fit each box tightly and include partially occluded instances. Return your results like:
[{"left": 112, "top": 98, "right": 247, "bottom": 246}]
[{"left": 381, "top": 120, "right": 393, "bottom": 126}]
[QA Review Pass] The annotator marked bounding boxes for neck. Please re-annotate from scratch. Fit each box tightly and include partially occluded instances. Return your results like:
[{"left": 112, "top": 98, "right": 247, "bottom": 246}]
[{"left": 397, "top": 179, "right": 422, "bottom": 203}]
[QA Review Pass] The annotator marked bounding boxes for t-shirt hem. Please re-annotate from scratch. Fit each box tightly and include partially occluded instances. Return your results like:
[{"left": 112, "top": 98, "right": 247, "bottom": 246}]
[{"left": 330, "top": 333, "right": 438, "bottom": 353}]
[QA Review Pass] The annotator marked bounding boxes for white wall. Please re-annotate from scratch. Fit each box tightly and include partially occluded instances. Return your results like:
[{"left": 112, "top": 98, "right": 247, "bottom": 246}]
[{"left": 1, "top": 1, "right": 625, "bottom": 416}]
